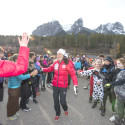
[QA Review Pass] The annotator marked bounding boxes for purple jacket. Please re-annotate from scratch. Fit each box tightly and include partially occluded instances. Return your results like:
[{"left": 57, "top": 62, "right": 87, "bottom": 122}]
[{"left": 42, "top": 60, "right": 48, "bottom": 68}]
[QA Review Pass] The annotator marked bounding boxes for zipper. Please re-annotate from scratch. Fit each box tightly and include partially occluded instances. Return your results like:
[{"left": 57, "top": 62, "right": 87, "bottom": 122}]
[
  {"left": 57, "top": 62, "right": 61, "bottom": 87},
  {"left": 63, "top": 77, "right": 65, "bottom": 86}
]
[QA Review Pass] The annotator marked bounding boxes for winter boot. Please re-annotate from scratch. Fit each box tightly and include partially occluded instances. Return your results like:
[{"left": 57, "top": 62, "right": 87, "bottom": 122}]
[
  {"left": 92, "top": 101, "right": 98, "bottom": 108},
  {"left": 89, "top": 96, "right": 92, "bottom": 103},
  {"left": 101, "top": 106, "right": 105, "bottom": 116}
]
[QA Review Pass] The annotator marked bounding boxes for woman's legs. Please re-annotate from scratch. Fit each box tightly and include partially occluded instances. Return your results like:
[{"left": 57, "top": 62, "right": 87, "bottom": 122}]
[
  {"left": 60, "top": 87, "right": 68, "bottom": 112},
  {"left": 0, "top": 83, "right": 4, "bottom": 102},
  {"left": 53, "top": 86, "right": 60, "bottom": 116}
]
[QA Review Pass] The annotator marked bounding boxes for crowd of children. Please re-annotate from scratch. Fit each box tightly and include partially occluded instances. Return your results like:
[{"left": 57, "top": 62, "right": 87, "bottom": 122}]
[
  {"left": 77, "top": 55, "right": 125, "bottom": 125},
  {"left": 0, "top": 39, "right": 125, "bottom": 125}
]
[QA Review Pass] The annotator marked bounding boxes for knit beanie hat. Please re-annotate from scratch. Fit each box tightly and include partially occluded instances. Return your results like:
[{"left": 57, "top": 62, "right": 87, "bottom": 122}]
[
  {"left": 105, "top": 56, "right": 112, "bottom": 62},
  {"left": 57, "top": 48, "right": 66, "bottom": 55},
  {"left": 44, "top": 55, "right": 48, "bottom": 59}
]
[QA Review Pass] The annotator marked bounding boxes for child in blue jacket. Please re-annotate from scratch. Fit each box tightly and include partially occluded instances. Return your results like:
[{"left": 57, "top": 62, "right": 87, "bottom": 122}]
[{"left": 7, "top": 54, "right": 37, "bottom": 120}]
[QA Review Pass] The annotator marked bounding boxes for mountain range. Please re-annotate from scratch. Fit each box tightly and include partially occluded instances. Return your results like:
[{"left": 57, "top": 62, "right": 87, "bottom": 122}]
[{"left": 32, "top": 18, "right": 125, "bottom": 36}]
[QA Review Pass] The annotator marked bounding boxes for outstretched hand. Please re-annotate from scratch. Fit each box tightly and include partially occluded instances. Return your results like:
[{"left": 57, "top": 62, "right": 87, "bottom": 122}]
[
  {"left": 74, "top": 85, "right": 78, "bottom": 95},
  {"left": 30, "top": 70, "right": 38, "bottom": 76},
  {"left": 18, "top": 32, "right": 29, "bottom": 47},
  {"left": 77, "top": 70, "right": 81, "bottom": 75}
]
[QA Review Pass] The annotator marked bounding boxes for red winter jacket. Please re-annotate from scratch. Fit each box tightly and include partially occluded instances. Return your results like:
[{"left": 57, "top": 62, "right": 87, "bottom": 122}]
[
  {"left": 43, "top": 60, "right": 78, "bottom": 88},
  {"left": 0, "top": 46, "right": 30, "bottom": 77}
]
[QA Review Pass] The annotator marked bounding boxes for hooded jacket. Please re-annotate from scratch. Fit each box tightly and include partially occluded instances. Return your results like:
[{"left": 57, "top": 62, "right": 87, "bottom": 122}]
[
  {"left": 114, "top": 70, "right": 125, "bottom": 100},
  {"left": 43, "top": 60, "right": 78, "bottom": 88}
]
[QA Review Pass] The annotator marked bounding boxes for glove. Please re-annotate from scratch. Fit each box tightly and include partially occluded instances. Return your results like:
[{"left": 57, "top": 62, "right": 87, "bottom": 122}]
[
  {"left": 74, "top": 86, "right": 78, "bottom": 95},
  {"left": 104, "top": 83, "right": 111, "bottom": 87}
]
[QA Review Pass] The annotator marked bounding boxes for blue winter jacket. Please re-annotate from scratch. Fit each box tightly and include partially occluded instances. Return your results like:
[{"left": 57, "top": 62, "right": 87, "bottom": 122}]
[
  {"left": 75, "top": 61, "right": 81, "bottom": 70},
  {"left": 8, "top": 74, "right": 30, "bottom": 89}
]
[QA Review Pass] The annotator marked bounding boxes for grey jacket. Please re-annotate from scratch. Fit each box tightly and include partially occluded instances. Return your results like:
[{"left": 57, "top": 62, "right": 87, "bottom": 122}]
[{"left": 114, "top": 70, "right": 125, "bottom": 100}]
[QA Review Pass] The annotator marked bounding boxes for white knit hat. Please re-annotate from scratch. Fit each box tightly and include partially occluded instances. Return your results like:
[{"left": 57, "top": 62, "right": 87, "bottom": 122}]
[{"left": 57, "top": 48, "right": 66, "bottom": 55}]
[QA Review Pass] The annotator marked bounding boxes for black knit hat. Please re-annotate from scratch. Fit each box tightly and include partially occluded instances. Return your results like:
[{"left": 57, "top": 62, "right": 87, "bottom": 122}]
[{"left": 105, "top": 56, "right": 112, "bottom": 62}]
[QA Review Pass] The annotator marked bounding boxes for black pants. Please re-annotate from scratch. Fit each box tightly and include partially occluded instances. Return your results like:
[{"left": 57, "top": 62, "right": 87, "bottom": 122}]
[
  {"left": 0, "top": 83, "right": 4, "bottom": 102},
  {"left": 29, "top": 84, "right": 36, "bottom": 98},
  {"left": 53, "top": 86, "right": 68, "bottom": 116},
  {"left": 103, "top": 87, "right": 116, "bottom": 112},
  {"left": 36, "top": 76, "right": 40, "bottom": 88},
  {"left": 20, "top": 83, "right": 31, "bottom": 109},
  {"left": 47, "top": 72, "right": 52, "bottom": 83}
]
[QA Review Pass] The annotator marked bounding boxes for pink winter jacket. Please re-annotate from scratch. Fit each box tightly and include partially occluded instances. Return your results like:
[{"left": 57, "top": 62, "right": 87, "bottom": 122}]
[
  {"left": 43, "top": 60, "right": 78, "bottom": 88},
  {"left": 0, "top": 46, "right": 30, "bottom": 77}
]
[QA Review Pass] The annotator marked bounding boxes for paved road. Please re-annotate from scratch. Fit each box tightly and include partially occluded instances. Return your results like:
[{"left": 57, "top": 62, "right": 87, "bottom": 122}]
[{"left": 0, "top": 77, "right": 114, "bottom": 125}]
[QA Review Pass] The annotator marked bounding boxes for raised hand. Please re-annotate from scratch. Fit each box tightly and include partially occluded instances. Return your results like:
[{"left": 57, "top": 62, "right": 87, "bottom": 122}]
[
  {"left": 30, "top": 70, "right": 38, "bottom": 76},
  {"left": 18, "top": 32, "right": 29, "bottom": 47}
]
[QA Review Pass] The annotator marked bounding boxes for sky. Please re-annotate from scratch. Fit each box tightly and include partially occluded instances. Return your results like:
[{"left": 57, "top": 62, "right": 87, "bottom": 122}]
[{"left": 0, "top": 0, "right": 125, "bottom": 35}]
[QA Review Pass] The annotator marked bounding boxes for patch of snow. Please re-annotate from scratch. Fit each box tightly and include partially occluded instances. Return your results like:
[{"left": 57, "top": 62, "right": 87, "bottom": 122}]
[{"left": 62, "top": 24, "right": 72, "bottom": 31}]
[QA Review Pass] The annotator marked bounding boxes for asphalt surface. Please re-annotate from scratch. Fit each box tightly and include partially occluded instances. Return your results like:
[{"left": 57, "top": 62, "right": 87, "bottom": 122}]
[{"left": 0, "top": 77, "right": 114, "bottom": 125}]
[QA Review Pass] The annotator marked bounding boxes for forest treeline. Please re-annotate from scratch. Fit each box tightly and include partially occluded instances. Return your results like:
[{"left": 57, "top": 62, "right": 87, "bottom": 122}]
[{"left": 0, "top": 33, "right": 125, "bottom": 58}]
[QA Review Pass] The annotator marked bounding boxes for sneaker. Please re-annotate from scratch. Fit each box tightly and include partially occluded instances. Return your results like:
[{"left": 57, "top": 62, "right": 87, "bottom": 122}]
[
  {"left": 22, "top": 108, "right": 29, "bottom": 112},
  {"left": 7, "top": 115, "right": 18, "bottom": 120},
  {"left": 55, "top": 116, "right": 59, "bottom": 121},
  {"left": 101, "top": 106, "right": 105, "bottom": 116},
  {"left": 47, "top": 84, "right": 51, "bottom": 88},
  {"left": 22, "top": 107, "right": 31, "bottom": 112},
  {"left": 36, "top": 92, "right": 41, "bottom": 96},
  {"left": 50, "top": 83, "right": 53, "bottom": 87},
  {"left": 65, "top": 111, "right": 68, "bottom": 116},
  {"left": 33, "top": 99, "right": 38, "bottom": 103},
  {"left": 26, "top": 106, "right": 31, "bottom": 111},
  {"left": 110, "top": 115, "right": 115, "bottom": 122}
]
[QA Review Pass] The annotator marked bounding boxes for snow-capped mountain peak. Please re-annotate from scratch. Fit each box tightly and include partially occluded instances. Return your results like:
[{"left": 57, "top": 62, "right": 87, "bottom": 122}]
[{"left": 95, "top": 22, "right": 125, "bottom": 35}]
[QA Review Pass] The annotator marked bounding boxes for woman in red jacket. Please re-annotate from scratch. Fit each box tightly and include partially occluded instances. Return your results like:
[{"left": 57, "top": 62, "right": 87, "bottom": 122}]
[
  {"left": 42, "top": 49, "right": 78, "bottom": 121},
  {"left": 0, "top": 33, "right": 30, "bottom": 103}
]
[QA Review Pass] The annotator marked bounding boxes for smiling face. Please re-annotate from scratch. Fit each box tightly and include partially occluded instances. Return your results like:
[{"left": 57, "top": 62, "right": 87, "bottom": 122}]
[
  {"left": 57, "top": 53, "right": 63, "bottom": 62},
  {"left": 95, "top": 60, "right": 102, "bottom": 69},
  {"left": 104, "top": 60, "right": 111, "bottom": 65},
  {"left": 117, "top": 60, "right": 125, "bottom": 69}
]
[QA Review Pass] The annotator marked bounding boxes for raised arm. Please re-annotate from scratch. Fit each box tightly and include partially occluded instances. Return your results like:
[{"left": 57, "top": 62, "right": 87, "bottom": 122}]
[{"left": 0, "top": 33, "right": 30, "bottom": 77}]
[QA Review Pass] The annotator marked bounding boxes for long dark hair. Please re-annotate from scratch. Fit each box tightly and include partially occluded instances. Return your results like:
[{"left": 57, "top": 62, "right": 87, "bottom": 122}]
[{"left": 63, "top": 56, "right": 69, "bottom": 65}]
